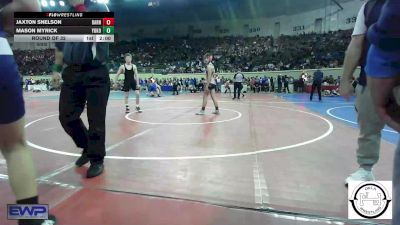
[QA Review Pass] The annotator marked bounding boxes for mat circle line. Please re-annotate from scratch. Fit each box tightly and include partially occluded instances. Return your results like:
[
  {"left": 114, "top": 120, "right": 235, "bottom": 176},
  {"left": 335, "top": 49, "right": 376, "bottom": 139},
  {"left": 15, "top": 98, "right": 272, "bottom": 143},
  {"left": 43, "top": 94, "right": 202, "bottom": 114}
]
[
  {"left": 25, "top": 105, "right": 334, "bottom": 160},
  {"left": 326, "top": 105, "right": 397, "bottom": 133}
]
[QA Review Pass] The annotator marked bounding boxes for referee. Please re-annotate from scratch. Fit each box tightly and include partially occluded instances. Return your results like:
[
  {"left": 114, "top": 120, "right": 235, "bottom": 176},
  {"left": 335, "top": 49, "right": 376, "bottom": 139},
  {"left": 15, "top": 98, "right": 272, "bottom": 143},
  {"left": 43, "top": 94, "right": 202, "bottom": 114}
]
[
  {"left": 52, "top": 0, "right": 110, "bottom": 178},
  {"left": 310, "top": 68, "right": 324, "bottom": 101},
  {"left": 233, "top": 70, "right": 245, "bottom": 100}
]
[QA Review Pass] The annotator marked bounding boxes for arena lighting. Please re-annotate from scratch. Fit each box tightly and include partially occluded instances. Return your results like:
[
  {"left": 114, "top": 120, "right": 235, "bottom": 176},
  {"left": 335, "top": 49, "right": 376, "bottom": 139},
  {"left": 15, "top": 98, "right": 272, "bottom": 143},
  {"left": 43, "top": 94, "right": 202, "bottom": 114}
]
[
  {"left": 148, "top": 0, "right": 160, "bottom": 7},
  {"left": 59, "top": 1, "right": 65, "bottom": 6},
  {"left": 41, "top": 0, "right": 48, "bottom": 7},
  {"left": 89, "top": 0, "right": 110, "bottom": 4},
  {"left": 49, "top": 0, "right": 56, "bottom": 7}
]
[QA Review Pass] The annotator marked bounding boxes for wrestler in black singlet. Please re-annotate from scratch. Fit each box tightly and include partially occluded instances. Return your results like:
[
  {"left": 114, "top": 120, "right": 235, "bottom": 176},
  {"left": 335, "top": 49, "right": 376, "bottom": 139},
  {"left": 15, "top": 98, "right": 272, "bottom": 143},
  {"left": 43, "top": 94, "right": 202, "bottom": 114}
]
[{"left": 123, "top": 64, "right": 138, "bottom": 92}]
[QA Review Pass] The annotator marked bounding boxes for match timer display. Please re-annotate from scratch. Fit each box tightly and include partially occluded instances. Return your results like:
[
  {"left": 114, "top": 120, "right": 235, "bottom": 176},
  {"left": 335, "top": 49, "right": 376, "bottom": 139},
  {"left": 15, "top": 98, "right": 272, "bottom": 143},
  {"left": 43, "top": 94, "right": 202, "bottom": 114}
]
[{"left": 13, "top": 12, "right": 115, "bottom": 43}]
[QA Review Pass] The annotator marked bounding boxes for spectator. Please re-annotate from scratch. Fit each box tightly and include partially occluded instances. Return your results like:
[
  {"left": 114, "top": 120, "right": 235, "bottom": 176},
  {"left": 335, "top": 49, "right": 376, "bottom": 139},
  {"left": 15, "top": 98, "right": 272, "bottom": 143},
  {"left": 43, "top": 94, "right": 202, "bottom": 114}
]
[
  {"left": 269, "top": 76, "right": 275, "bottom": 92},
  {"left": 283, "top": 75, "right": 290, "bottom": 93},
  {"left": 14, "top": 30, "right": 352, "bottom": 76},
  {"left": 277, "top": 75, "right": 283, "bottom": 93}
]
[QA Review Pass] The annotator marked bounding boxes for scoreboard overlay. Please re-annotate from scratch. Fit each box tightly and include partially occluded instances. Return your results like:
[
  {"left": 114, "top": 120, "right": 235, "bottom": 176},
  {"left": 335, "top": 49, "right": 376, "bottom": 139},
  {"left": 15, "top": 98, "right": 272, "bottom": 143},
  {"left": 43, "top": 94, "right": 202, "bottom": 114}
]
[{"left": 14, "top": 12, "right": 114, "bottom": 43}]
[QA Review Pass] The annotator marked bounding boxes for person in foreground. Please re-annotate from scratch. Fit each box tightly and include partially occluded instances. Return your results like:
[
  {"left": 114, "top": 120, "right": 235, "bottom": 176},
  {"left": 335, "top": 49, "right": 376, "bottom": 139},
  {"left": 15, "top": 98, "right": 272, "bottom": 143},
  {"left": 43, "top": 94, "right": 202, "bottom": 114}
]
[
  {"left": 340, "top": 0, "right": 386, "bottom": 185},
  {"left": 364, "top": 0, "right": 400, "bottom": 223},
  {"left": 52, "top": 0, "right": 111, "bottom": 178},
  {"left": 0, "top": 0, "right": 56, "bottom": 224}
]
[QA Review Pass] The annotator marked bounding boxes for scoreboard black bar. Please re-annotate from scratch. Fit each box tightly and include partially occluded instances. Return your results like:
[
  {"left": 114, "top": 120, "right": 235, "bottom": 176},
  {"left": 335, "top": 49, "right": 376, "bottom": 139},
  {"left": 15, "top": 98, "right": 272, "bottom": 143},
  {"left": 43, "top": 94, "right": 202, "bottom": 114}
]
[
  {"left": 14, "top": 34, "right": 114, "bottom": 42},
  {"left": 15, "top": 26, "right": 105, "bottom": 35},
  {"left": 14, "top": 12, "right": 114, "bottom": 18},
  {"left": 14, "top": 18, "right": 104, "bottom": 26}
]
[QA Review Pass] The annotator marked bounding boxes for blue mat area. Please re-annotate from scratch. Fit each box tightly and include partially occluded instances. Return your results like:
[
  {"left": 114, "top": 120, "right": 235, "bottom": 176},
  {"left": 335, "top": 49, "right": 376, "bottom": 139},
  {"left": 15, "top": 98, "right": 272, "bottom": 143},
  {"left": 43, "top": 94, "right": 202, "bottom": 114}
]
[
  {"left": 277, "top": 93, "right": 399, "bottom": 145},
  {"left": 108, "top": 91, "right": 173, "bottom": 99}
]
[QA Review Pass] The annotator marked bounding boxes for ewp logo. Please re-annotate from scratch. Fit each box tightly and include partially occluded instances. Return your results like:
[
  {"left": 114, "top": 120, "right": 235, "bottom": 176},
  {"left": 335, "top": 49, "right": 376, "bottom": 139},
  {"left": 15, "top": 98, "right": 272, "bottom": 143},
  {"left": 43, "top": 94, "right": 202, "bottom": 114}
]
[{"left": 7, "top": 204, "right": 49, "bottom": 220}]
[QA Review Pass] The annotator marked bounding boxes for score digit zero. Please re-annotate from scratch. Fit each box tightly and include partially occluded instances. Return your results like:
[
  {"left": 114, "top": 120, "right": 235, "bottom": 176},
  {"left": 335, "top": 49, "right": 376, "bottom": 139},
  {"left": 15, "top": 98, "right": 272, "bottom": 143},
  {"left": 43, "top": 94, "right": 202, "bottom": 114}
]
[
  {"left": 103, "top": 26, "right": 114, "bottom": 34},
  {"left": 102, "top": 18, "right": 114, "bottom": 26}
]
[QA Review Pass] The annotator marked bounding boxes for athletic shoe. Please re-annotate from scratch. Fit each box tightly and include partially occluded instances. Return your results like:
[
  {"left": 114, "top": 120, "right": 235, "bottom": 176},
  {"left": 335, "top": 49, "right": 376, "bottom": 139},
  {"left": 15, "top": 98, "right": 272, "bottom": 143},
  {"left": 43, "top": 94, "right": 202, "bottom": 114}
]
[
  {"left": 136, "top": 106, "right": 142, "bottom": 113},
  {"left": 345, "top": 168, "right": 375, "bottom": 185},
  {"left": 232, "top": 97, "right": 236, "bottom": 100},
  {"left": 23, "top": 215, "right": 57, "bottom": 225},
  {"left": 196, "top": 110, "right": 205, "bottom": 115},
  {"left": 41, "top": 215, "right": 57, "bottom": 225},
  {"left": 212, "top": 110, "right": 220, "bottom": 115},
  {"left": 87, "top": 163, "right": 104, "bottom": 178},
  {"left": 75, "top": 153, "right": 89, "bottom": 167}
]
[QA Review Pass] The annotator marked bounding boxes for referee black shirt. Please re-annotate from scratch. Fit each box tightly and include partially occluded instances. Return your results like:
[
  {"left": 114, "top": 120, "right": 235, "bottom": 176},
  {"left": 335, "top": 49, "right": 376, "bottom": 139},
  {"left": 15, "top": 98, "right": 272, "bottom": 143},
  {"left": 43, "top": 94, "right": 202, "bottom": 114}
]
[{"left": 55, "top": 1, "right": 109, "bottom": 65}]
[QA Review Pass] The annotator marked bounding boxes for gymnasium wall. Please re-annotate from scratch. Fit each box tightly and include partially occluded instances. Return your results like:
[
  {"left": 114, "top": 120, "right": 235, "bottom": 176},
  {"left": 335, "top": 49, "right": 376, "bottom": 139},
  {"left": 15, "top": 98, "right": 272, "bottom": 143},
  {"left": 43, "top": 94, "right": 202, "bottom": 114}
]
[
  {"left": 23, "top": 67, "right": 361, "bottom": 81},
  {"left": 123, "top": 0, "right": 363, "bottom": 39}
]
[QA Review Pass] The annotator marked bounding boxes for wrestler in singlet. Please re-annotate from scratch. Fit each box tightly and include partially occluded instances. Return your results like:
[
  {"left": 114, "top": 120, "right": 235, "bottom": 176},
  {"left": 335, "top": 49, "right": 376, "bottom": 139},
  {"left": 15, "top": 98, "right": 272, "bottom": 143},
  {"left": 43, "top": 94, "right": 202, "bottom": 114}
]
[
  {"left": 122, "top": 63, "right": 138, "bottom": 92},
  {"left": 207, "top": 63, "right": 217, "bottom": 91}
]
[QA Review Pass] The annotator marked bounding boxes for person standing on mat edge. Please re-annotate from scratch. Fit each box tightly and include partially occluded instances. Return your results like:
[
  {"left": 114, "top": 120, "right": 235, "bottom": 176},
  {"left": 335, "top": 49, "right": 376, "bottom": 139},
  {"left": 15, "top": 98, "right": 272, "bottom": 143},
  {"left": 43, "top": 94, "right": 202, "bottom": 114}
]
[
  {"left": 196, "top": 53, "right": 220, "bottom": 115},
  {"left": 0, "top": 1, "right": 57, "bottom": 224},
  {"left": 269, "top": 76, "right": 275, "bottom": 92},
  {"left": 339, "top": 0, "right": 385, "bottom": 185},
  {"left": 310, "top": 68, "right": 323, "bottom": 101},
  {"left": 224, "top": 80, "right": 231, "bottom": 94},
  {"left": 277, "top": 75, "right": 282, "bottom": 93},
  {"left": 52, "top": 0, "right": 110, "bottom": 178},
  {"left": 114, "top": 53, "right": 142, "bottom": 114},
  {"left": 364, "top": 0, "right": 400, "bottom": 222},
  {"left": 283, "top": 75, "right": 290, "bottom": 93},
  {"left": 233, "top": 69, "right": 245, "bottom": 100}
]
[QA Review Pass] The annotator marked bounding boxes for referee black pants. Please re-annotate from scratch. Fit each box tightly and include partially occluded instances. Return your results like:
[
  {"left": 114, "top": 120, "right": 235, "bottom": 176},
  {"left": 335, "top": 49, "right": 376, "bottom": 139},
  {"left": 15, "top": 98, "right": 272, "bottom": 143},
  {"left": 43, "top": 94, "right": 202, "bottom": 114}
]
[
  {"left": 310, "top": 82, "right": 322, "bottom": 101},
  {"left": 233, "top": 82, "right": 242, "bottom": 99},
  {"left": 59, "top": 65, "right": 110, "bottom": 163}
]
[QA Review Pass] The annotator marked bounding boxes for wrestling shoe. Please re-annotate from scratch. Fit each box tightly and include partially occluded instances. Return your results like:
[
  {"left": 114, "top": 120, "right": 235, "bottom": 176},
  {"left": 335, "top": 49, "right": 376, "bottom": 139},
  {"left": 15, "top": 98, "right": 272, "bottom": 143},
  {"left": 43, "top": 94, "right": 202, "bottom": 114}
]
[{"left": 196, "top": 110, "right": 205, "bottom": 115}]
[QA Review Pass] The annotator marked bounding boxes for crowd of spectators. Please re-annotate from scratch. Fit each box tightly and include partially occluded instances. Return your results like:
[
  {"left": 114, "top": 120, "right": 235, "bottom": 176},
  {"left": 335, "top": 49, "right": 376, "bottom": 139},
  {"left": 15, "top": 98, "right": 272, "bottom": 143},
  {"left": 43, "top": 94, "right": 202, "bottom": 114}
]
[
  {"left": 22, "top": 72, "right": 340, "bottom": 94},
  {"left": 13, "top": 30, "right": 351, "bottom": 76},
  {"left": 110, "top": 73, "right": 340, "bottom": 94},
  {"left": 14, "top": 49, "right": 55, "bottom": 75},
  {"left": 109, "top": 29, "right": 351, "bottom": 73}
]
